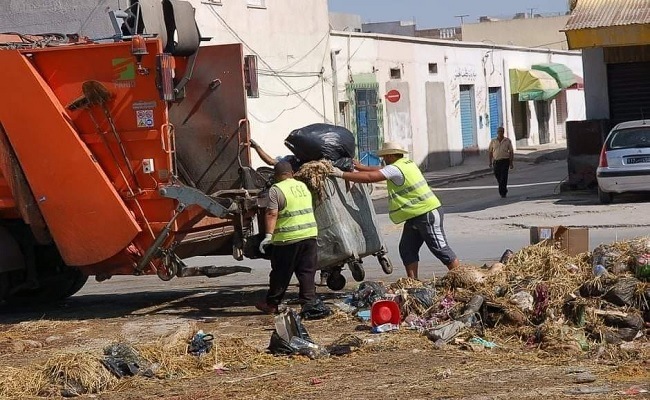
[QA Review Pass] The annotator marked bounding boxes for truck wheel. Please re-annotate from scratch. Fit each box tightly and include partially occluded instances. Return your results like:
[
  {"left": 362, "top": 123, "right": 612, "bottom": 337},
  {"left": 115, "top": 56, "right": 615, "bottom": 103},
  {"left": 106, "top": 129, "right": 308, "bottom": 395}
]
[
  {"left": 326, "top": 271, "right": 346, "bottom": 291},
  {"left": 5, "top": 245, "right": 87, "bottom": 306},
  {"left": 348, "top": 261, "right": 365, "bottom": 282}
]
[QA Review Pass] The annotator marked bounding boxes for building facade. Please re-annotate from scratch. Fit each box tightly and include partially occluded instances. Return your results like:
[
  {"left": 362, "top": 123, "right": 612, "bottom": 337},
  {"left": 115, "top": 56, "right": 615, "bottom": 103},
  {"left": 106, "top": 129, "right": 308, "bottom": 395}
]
[
  {"left": 462, "top": 15, "right": 571, "bottom": 50},
  {"left": 331, "top": 31, "right": 585, "bottom": 170}
]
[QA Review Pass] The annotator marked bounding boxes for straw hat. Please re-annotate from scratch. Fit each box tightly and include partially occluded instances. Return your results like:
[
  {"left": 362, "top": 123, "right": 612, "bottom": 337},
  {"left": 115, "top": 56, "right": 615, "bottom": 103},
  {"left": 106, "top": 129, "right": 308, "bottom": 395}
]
[{"left": 376, "top": 141, "right": 408, "bottom": 157}]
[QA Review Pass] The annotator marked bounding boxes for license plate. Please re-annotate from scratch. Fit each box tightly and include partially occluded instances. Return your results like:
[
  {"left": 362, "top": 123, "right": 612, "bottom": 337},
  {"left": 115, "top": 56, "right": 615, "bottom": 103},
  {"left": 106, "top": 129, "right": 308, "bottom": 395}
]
[{"left": 626, "top": 156, "right": 650, "bottom": 164}]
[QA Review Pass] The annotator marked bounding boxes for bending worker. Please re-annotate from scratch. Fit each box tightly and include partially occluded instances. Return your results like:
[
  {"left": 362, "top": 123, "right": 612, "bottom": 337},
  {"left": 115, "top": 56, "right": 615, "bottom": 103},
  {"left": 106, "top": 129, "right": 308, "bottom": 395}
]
[
  {"left": 330, "top": 142, "right": 460, "bottom": 279},
  {"left": 256, "top": 161, "right": 319, "bottom": 314}
]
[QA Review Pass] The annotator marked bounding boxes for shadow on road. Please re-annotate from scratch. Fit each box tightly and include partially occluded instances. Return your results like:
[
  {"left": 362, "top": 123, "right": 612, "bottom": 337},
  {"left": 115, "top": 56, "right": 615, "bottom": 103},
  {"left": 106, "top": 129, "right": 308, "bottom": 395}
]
[{"left": 0, "top": 283, "right": 343, "bottom": 324}]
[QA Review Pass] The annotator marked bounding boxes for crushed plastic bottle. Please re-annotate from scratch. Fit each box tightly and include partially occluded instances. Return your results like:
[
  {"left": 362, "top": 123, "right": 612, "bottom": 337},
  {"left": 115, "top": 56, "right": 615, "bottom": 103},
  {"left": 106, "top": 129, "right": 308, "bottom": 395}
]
[
  {"left": 592, "top": 264, "right": 608, "bottom": 277},
  {"left": 333, "top": 301, "right": 356, "bottom": 313},
  {"left": 371, "top": 323, "right": 399, "bottom": 334},
  {"left": 288, "top": 336, "right": 328, "bottom": 359}
]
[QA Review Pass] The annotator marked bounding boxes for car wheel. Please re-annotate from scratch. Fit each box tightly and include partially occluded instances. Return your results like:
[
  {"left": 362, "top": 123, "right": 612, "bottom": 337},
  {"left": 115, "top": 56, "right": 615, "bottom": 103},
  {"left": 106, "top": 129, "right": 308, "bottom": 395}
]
[{"left": 598, "top": 187, "right": 613, "bottom": 204}]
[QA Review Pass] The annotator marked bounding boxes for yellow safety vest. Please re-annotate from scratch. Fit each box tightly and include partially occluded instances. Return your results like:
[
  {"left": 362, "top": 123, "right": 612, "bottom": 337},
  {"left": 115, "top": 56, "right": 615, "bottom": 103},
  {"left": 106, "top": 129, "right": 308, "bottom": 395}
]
[
  {"left": 387, "top": 158, "right": 441, "bottom": 224},
  {"left": 272, "top": 178, "right": 318, "bottom": 243}
]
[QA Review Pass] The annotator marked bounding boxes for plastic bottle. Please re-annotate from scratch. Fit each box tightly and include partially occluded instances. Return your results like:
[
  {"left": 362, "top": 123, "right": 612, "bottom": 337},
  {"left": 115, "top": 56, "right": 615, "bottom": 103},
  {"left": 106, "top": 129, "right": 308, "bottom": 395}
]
[
  {"left": 371, "top": 323, "right": 399, "bottom": 333},
  {"left": 592, "top": 264, "right": 607, "bottom": 277}
]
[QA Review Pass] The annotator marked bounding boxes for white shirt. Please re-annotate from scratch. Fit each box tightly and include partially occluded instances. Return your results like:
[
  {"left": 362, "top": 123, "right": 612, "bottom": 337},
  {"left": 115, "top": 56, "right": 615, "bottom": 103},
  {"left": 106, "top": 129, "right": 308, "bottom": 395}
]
[{"left": 379, "top": 165, "right": 405, "bottom": 186}]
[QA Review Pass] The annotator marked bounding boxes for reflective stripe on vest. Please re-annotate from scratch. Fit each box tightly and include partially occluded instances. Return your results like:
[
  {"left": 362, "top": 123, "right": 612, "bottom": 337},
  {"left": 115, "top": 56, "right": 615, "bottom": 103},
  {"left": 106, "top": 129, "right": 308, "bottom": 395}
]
[
  {"left": 387, "top": 158, "right": 442, "bottom": 224},
  {"left": 272, "top": 178, "right": 318, "bottom": 243}
]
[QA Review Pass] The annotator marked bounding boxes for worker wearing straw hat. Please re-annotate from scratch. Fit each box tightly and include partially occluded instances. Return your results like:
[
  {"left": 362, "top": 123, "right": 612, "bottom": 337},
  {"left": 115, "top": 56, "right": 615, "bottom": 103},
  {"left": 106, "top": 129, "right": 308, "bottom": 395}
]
[{"left": 330, "top": 141, "right": 460, "bottom": 279}]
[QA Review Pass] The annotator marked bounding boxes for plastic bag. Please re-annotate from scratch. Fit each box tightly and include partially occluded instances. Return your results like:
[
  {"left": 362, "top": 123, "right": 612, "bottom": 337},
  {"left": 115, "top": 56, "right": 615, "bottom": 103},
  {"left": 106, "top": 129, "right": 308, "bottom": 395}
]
[
  {"left": 102, "top": 343, "right": 155, "bottom": 378},
  {"left": 268, "top": 309, "right": 317, "bottom": 356},
  {"left": 351, "top": 281, "right": 387, "bottom": 309},
  {"left": 188, "top": 330, "right": 214, "bottom": 356},
  {"left": 300, "top": 298, "right": 332, "bottom": 320},
  {"left": 285, "top": 124, "right": 356, "bottom": 165},
  {"left": 604, "top": 277, "right": 642, "bottom": 307}
]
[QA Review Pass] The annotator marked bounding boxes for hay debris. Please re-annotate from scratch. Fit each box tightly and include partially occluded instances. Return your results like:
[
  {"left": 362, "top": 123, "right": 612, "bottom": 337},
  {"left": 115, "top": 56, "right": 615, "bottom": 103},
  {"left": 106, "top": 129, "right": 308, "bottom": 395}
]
[
  {"left": 44, "top": 352, "right": 118, "bottom": 395},
  {"left": 294, "top": 159, "right": 332, "bottom": 201},
  {"left": 214, "top": 337, "right": 289, "bottom": 371},
  {"left": 0, "top": 366, "right": 48, "bottom": 398}
]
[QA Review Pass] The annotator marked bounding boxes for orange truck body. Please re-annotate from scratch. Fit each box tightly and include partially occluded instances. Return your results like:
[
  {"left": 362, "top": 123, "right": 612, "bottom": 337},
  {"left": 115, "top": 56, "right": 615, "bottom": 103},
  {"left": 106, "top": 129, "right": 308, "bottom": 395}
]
[{"left": 0, "top": 36, "right": 257, "bottom": 282}]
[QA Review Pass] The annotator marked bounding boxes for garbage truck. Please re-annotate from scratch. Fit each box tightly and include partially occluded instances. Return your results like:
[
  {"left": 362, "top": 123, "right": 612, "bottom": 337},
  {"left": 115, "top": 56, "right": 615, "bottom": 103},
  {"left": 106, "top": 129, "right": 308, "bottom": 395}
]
[
  {"left": 0, "top": 0, "right": 269, "bottom": 304},
  {"left": 0, "top": 0, "right": 391, "bottom": 305}
]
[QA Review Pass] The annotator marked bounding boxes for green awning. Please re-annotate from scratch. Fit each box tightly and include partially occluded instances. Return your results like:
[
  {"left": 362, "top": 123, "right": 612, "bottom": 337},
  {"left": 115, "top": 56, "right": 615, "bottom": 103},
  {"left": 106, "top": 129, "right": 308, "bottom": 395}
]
[
  {"left": 348, "top": 73, "right": 379, "bottom": 90},
  {"left": 509, "top": 68, "right": 561, "bottom": 101},
  {"left": 532, "top": 63, "right": 577, "bottom": 89}
]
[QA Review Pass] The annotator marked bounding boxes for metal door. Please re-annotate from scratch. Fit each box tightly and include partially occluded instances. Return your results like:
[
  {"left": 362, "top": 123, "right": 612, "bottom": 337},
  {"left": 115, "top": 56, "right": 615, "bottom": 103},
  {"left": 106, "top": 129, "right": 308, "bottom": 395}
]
[
  {"left": 489, "top": 87, "right": 503, "bottom": 139},
  {"left": 607, "top": 61, "right": 650, "bottom": 125},
  {"left": 460, "top": 85, "right": 477, "bottom": 148},
  {"left": 355, "top": 89, "right": 380, "bottom": 166}
]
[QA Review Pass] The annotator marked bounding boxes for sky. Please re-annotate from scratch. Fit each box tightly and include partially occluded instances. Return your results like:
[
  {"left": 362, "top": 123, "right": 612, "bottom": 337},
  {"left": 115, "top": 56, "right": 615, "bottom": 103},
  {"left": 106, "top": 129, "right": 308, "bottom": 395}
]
[{"left": 327, "top": 0, "right": 570, "bottom": 28}]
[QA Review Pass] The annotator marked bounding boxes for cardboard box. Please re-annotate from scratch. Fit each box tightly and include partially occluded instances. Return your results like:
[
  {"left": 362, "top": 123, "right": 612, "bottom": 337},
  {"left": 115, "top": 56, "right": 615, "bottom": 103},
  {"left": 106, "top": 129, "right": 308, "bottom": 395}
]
[{"left": 530, "top": 226, "right": 589, "bottom": 256}]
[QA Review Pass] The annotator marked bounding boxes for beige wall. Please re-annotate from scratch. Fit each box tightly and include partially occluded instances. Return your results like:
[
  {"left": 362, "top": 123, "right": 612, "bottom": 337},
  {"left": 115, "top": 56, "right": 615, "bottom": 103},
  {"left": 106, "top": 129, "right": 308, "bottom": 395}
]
[{"left": 462, "top": 16, "right": 571, "bottom": 50}]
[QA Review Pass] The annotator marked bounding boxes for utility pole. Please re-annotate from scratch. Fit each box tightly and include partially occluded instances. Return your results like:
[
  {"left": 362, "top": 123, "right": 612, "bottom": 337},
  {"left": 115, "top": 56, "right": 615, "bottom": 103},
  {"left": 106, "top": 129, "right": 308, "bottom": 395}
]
[{"left": 454, "top": 14, "right": 469, "bottom": 25}]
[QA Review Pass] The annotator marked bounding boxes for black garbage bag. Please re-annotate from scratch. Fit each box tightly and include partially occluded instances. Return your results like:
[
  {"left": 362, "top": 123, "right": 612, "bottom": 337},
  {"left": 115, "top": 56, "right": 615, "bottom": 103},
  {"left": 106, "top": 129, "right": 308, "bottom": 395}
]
[
  {"left": 604, "top": 277, "right": 643, "bottom": 307},
  {"left": 285, "top": 124, "right": 356, "bottom": 165},
  {"left": 300, "top": 298, "right": 332, "bottom": 320},
  {"left": 407, "top": 287, "right": 436, "bottom": 310},
  {"left": 102, "top": 343, "right": 155, "bottom": 378},
  {"left": 268, "top": 309, "right": 313, "bottom": 355},
  {"left": 351, "top": 281, "right": 387, "bottom": 309}
]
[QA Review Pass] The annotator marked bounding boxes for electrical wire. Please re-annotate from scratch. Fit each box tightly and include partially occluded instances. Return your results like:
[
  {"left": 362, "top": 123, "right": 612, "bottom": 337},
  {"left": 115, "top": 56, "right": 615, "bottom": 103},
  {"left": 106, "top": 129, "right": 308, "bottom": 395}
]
[{"left": 206, "top": 6, "right": 331, "bottom": 122}]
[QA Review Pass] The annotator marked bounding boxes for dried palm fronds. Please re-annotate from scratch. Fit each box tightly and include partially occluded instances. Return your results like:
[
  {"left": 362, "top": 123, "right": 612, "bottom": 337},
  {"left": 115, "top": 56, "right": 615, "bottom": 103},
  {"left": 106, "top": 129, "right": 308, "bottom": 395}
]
[
  {"left": 44, "top": 352, "right": 118, "bottom": 396},
  {"left": 294, "top": 159, "right": 333, "bottom": 201}
]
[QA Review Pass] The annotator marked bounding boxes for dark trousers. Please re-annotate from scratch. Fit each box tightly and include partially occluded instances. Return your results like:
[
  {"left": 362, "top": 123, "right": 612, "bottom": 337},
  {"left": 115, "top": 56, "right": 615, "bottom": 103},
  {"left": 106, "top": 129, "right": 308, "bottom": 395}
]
[
  {"left": 493, "top": 159, "right": 510, "bottom": 197},
  {"left": 266, "top": 239, "right": 318, "bottom": 306}
]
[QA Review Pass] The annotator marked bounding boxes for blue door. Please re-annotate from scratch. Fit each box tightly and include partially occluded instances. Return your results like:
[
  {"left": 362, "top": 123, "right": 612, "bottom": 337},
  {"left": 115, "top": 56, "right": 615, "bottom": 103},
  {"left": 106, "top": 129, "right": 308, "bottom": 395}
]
[
  {"left": 355, "top": 89, "right": 380, "bottom": 166},
  {"left": 489, "top": 87, "right": 503, "bottom": 139},
  {"left": 459, "top": 85, "right": 477, "bottom": 148}
]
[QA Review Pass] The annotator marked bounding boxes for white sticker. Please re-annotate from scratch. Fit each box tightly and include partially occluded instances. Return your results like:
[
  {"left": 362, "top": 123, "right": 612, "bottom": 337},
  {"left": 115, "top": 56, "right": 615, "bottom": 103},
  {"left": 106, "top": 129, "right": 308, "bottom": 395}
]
[{"left": 136, "top": 110, "right": 154, "bottom": 128}]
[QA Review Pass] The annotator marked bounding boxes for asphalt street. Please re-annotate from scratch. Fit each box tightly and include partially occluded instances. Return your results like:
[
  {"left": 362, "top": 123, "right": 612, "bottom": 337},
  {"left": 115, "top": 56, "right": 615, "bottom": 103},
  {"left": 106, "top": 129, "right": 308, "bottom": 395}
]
[{"left": 76, "top": 158, "right": 650, "bottom": 297}]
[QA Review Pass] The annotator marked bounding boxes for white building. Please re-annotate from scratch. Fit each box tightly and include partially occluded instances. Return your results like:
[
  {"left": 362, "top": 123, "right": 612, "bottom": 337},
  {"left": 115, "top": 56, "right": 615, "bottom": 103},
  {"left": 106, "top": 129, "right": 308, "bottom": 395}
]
[
  {"left": 330, "top": 31, "right": 585, "bottom": 170},
  {"left": 1, "top": 1, "right": 585, "bottom": 171}
]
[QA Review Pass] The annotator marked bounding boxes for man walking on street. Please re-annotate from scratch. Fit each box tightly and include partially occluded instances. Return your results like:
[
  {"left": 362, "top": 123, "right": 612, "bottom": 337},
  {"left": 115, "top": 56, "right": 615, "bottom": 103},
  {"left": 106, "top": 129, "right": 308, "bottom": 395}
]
[
  {"left": 256, "top": 161, "right": 319, "bottom": 314},
  {"left": 488, "top": 127, "right": 514, "bottom": 198},
  {"left": 330, "top": 142, "right": 460, "bottom": 279}
]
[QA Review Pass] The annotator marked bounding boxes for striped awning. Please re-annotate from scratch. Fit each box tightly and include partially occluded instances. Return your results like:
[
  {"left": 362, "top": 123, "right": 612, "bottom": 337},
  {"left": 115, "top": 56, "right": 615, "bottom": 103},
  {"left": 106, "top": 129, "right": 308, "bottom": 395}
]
[
  {"left": 509, "top": 69, "right": 561, "bottom": 101},
  {"left": 532, "top": 63, "right": 577, "bottom": 89}
]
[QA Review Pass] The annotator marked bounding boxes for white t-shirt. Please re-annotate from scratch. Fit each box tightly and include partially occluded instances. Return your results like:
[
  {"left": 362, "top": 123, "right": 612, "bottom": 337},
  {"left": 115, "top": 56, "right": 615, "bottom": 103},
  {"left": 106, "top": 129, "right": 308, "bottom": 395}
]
[{"left": 379, "top": 165, "right": 405, "bottom": 186}]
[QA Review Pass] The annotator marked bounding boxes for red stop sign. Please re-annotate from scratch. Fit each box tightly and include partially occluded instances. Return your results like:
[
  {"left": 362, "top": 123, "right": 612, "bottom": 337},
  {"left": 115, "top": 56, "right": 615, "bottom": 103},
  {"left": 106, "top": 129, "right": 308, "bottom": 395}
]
[{"left": 385, "top": 89, "right": 401, "bottom": 103}]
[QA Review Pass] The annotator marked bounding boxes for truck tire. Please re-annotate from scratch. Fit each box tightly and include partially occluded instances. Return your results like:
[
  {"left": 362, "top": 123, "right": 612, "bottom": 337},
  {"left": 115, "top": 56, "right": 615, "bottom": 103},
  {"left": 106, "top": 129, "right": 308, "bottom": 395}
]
[{"left": 3, "top": 242, "right": 88, "bottom": 306}]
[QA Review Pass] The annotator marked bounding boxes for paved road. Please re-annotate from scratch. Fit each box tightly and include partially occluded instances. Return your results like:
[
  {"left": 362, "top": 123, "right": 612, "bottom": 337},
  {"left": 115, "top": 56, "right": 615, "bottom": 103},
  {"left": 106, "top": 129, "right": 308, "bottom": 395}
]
[{"left": 77, "top": 158, "right": 650, "bottom": 296}]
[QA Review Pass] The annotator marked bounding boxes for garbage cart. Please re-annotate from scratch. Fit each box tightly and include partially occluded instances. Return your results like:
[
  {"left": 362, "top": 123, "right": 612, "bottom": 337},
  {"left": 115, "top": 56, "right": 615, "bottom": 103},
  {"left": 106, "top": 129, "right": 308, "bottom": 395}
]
[{"left": 314, "top": 177, "right": 393, "bottom": 290}]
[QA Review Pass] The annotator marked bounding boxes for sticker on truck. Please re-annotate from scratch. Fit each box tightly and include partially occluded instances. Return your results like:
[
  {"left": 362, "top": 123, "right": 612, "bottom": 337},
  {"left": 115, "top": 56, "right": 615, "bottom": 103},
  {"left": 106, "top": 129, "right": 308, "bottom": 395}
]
[{"left": 136, "top": 110, "right": 154, "bottom": 128}]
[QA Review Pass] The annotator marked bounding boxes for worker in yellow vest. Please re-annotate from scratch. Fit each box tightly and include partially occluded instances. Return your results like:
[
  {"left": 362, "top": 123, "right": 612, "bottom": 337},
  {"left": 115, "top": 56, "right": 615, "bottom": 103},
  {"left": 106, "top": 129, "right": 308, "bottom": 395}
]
[
  {"left": 256, "top": 161, "right": 319, "bottom": 314},
  {"left": 330, "top": 142, "right": 460, "bottom": 279}
]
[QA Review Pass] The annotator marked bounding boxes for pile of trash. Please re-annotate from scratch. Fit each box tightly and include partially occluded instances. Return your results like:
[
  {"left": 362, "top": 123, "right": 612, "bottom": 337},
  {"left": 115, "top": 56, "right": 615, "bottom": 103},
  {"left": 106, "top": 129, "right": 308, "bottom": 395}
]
[{"left": 330, "top": 238, "right": 649, "bottom": 355}]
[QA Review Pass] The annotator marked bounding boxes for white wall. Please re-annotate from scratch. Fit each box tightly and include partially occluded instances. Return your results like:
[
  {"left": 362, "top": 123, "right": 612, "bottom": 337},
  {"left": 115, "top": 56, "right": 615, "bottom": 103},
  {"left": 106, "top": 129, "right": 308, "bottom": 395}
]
[
  {"left": 193, "top": 0, "right": 333, "bottom": 166},
  {"left": 331, "top": 32, "right": 585, "bottom": 167}
]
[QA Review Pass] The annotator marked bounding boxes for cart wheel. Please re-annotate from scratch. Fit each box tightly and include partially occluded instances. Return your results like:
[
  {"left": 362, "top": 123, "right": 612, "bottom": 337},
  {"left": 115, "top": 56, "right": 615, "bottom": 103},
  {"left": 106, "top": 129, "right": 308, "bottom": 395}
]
[
  {"left": 326, "top": 271, "right": 346, "bottom": 291},
  {"left": 349, "top": 261, "right": 365, "bottom": 282},
  {"left": 378, "top": 255, "right": 393, "bottom": 274}
]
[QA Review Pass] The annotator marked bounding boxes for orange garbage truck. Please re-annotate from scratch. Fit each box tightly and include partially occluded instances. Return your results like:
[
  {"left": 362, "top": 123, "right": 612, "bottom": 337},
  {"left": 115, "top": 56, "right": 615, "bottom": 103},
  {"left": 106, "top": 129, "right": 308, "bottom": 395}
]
[{"left": 0, "top": 1, "right": 266, "bottom": 304}]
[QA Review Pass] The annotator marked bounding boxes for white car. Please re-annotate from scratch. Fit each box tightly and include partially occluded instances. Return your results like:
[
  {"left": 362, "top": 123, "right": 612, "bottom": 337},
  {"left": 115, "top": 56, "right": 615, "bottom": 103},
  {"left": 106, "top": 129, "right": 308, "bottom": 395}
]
[{"left": 596, "top": 120, "right": 650, "bottom": 204}]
